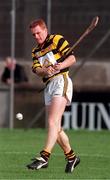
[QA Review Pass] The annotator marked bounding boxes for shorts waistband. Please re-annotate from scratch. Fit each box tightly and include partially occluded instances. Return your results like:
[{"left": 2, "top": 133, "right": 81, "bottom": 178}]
[{"left": 46, "top": 72, "right": 69, "bottom": 86}]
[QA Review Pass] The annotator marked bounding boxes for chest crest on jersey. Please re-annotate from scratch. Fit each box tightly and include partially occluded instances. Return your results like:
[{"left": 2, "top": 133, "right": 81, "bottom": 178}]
[{"left": 35, "top": 44, "right": 54, "bottom": 58}]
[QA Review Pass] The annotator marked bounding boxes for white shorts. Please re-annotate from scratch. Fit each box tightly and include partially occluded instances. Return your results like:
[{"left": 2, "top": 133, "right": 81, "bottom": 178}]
[{"left": 44, "top": 74, "right": 73, "bottom": 106}]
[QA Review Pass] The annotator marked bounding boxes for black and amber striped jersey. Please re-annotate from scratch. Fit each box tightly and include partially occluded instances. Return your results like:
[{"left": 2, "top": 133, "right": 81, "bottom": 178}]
[{"left": 32, "top": 34, "right": 72, "bottom": 83}]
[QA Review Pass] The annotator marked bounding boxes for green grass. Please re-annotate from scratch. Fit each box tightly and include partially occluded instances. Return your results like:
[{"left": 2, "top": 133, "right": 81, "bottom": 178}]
[{"left": 0, "top": 128, "right": 110, "bottom": 179}]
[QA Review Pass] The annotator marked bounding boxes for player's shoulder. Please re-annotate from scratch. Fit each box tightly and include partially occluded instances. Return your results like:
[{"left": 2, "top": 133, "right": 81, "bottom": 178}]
[
  {"left": 52, "top": 34, "right": 65, "bottom": 44},
  {"left": 53, "top": 34, "right": 64, "bottom": 40},
  {"left": 47, "top": 34, "right": 63, "bottom": 41}
]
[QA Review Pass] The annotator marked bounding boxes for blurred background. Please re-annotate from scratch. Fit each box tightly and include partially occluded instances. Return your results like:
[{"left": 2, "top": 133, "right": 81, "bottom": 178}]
[{"left": 0, "top": 0, "right": 110, "bottom": 130}]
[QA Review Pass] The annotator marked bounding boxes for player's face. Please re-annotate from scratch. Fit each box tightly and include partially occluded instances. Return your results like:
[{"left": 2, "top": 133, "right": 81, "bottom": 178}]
[{"left": 31, "top": 25, "right": 48, "bottom": 45}]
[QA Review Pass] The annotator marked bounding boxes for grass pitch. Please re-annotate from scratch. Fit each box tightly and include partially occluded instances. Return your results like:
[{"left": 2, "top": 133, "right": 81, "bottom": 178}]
[{"left": 0, "top": 128, "right": 110, "bottom": 179}]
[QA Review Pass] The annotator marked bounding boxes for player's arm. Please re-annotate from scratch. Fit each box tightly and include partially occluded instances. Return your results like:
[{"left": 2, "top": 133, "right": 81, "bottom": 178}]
[
  {"left": 54, "top": 55, "right": 76, "bottom": 71},
  {"left": 32, "top": 66, "right": 47, "bottom": 77},
  {"left": 32, "top": 62, "right": 57, "bottom": 77},
  {"left": 53, "top": 35, "right": 76, "bottom": 71}
]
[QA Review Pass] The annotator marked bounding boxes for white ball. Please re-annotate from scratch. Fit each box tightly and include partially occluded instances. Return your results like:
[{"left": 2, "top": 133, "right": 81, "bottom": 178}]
[{"left": 16, "top": 113, "right": 23, "bottom": 120}]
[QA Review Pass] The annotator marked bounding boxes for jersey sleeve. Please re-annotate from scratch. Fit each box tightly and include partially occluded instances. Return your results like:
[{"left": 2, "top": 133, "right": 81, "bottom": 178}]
[
  {"left": 53, "top": 35, "right": 71, "bottom": 56},
  {"left": 31, "top": 48, "right": 41, "bottom": 73}
]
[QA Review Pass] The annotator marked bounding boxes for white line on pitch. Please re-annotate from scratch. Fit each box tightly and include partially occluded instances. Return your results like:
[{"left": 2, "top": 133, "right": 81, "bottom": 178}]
[{"left": 0, "top": 151, "right": 110, "bottom": 158}]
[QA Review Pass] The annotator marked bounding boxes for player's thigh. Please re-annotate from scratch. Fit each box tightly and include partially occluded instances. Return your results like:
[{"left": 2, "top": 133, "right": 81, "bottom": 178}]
[{"left": 47, "top": 96, "right": 67, "bottom": 120}]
